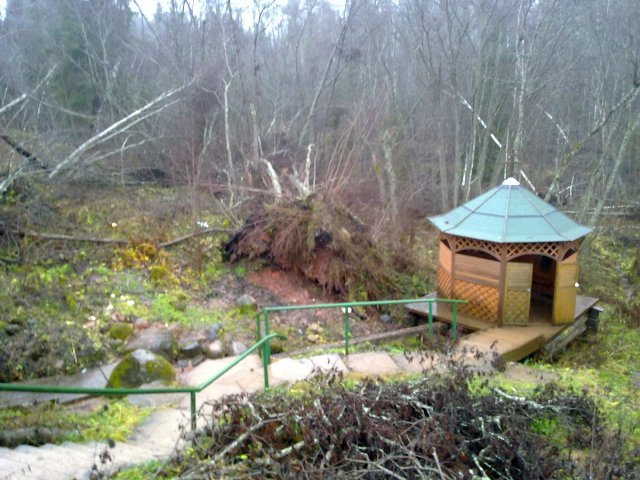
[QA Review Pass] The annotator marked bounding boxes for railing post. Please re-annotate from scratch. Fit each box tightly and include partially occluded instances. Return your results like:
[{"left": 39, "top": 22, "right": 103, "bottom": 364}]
[
  {"left": 452, "top": 302, "right": 458, "bottom": 340},
  {"left": 263, "top": 310, "right": 271, "bottom": 366},
  {"left": 343, "top": 307, "right": 350, "bottom": 356},
  {"left": 428, "top": 301, "right": 433, "bottom": 337},
  {"left": 190, "top": 391, "right": 197, "bottom": 431}
]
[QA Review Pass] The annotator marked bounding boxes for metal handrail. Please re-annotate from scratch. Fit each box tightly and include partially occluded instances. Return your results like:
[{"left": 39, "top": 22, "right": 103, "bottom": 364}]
[
  {"left": 255, "top": 297, "right": 467, "bottom": 367},
  {"left": 0, "top": 333, "right": 286, "bottom": 430}
]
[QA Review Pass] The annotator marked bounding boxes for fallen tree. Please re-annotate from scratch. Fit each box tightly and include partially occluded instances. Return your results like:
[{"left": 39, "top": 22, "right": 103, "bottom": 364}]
[{"left": 223, "top": 195, "right": 399, "bottom": 298}]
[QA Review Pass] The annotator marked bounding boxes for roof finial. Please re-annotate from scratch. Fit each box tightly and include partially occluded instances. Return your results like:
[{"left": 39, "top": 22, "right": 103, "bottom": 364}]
[{"left": 502, "top": 177, "right": 520, "bottom": 186}]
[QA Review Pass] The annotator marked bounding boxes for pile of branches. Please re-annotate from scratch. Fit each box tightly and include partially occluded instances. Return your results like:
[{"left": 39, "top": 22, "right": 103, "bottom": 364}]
[
  {"left": 224, "top": 196, "right": 398, "bottom": 298},
  {"left": 172, "top": 369, "right": 637, "bottom": 479}
]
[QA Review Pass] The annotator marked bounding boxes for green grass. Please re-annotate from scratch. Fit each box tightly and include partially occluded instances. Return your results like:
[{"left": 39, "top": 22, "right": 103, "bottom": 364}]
[
  {"left": 0, "top": 399, "right": 152, "bottom": 444},
  {"left": 111, "top": 460, "right": 164, "bottom": 480}
]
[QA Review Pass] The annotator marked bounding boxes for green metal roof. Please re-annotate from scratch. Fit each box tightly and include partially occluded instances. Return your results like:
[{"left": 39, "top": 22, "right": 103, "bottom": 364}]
[{"left": 429, "top": 178, "right": 592, "bottom": 243}]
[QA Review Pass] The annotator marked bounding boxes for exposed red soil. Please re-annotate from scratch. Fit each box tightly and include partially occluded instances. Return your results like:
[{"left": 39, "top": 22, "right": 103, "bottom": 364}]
[
  {"left": 247, "top": 267, "right": 333, "bottom": 306},
  {"left": 246, "top": 266, "right": 400, "bottom": 345}
]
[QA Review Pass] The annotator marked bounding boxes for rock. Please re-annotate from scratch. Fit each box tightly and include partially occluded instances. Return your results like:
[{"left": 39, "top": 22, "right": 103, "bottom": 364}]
[
  {"left": 231, "top": 341, "right": 248, "bottom": 356},
  {"left": 204, "top": 340, "right": 225, "bottom": 359},
  {"left": 126, "top": 327, "right": 177, "bottom": 360},
  {"left": 191, "top": 354, "right": 205, "bottom": 367},
  {"left": 3, "top": 323, "right": 22, "bottom": 336},
  {"left": 108, "top": 322, "right": 134, "bottom": 341},
  {"left": 307, "top": 322, "right": 323, "bottom": 334},
  {"left": 236, "top": 294, "right": 257, "bottom": 311},
  {"left": 306, "top": 333, "right": 320, "bottom": 343},
  {"left": 179, "top": 340, "right": 203, "bottom": 359},
  {"left": 206, "top": 323, "right": 224, "bottom": 341},
  {"left": 107, "top": 349, "right": 175, "bottom": 388},
  {"left": 133, "top": 317, "right": 150, "bottom": 330},
  {"left": 381, "top": 314, "right": 392, "bottom": 323}
]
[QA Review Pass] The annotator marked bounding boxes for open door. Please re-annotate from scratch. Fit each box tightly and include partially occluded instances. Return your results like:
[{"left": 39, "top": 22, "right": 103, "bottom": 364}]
[
  {"left": 503, "top": 262, "right": 533, "bottom": 325},
  {"left": 553, "top": 254, "right": 578, "bottom": 324}
]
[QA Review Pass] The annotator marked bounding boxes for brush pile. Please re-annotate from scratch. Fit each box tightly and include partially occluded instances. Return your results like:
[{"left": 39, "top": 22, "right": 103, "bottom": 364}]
[{"left": 171, "top": 367, "right": 636, "bottom": 479}]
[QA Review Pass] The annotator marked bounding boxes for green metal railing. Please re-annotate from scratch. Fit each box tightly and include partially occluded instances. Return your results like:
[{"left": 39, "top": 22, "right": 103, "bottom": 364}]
[
  {"left": 0, "top": 333, "right": 286, "bottom": 431},
  {"left": 0, "top": 297, "right": 465, "bottom": 434},
  {"left": 255, "top": 297, "right": 466, "bottom": 367}
]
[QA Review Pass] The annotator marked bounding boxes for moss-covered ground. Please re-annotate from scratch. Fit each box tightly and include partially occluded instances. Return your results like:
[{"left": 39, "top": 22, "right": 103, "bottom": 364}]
[
  {"left": 0, "top": 183, "right": 253, "bottom": 382},
  {"left": 0, "top": 399, "right": 152, "bottom": 446}
]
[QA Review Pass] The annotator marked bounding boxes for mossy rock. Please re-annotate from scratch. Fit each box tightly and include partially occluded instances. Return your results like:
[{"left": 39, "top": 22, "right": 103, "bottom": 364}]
[
  {"left": 108, "top": 323, "right": 134, "bottom": 341},
  {"left": 107, "top": 349, "right": 175, "bottom": 388}
]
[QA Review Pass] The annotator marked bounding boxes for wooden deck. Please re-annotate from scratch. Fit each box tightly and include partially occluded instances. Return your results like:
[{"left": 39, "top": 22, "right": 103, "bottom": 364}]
[{"left": 406, "top": 294, "right": 599, "bottom": 362}]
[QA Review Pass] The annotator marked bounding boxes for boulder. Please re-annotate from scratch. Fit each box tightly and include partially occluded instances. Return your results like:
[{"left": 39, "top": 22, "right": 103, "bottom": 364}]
[
  {"left": 235, "top": 294, "right": 257, "bottom": 312},
  {"left": 204, "top": 340, "right": 225, "bottom": 359},
  {"left": 107, "top": 349, "right": 175, "bottom": 388},
  {"left": 133, "top": 317, "right": 150, "bottom": 330},
  {"left": 307, "top": 322, "right": 323, "bottom": 335},
  {"left": 231, "top": 341, "right": 248, "bottom": 356},
  {"left": 205, "top": 323, "right": 224, "bottom": 341},
  {"left": 178, "top": 339, "right": 203, "bottom": 359},
  {"left": 126, "top": 327, "right": 177, "bottom": 360}
]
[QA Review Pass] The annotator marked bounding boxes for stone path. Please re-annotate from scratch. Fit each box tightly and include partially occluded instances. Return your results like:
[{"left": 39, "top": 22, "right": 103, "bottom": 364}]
[{"left": 0, "top": 349, "right": 496, "bottom": 480}]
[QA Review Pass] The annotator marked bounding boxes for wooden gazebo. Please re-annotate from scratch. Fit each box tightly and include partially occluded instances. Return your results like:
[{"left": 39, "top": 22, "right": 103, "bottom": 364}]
[{"left": 428, "top": 178, "right": 592, "bottom": 327}]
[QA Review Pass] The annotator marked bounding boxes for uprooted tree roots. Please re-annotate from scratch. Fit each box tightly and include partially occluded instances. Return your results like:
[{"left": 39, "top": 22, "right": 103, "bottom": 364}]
[
  {"left": 171, "top": 368, "right": 637, "bottom": 479},
  {"left": 224, "top": 196, "right": 399, "bottom": 298}
]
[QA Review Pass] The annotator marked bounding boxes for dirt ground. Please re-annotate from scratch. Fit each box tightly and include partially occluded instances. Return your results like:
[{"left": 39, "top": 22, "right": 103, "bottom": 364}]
[{"left": 244, "top": 267, "right": 404, "bottom": 347}]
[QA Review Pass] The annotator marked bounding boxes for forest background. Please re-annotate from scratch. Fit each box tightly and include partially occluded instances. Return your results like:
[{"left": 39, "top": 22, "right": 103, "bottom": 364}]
[{"left": 1, "top": 0, "right": 638, "bottom": 225}]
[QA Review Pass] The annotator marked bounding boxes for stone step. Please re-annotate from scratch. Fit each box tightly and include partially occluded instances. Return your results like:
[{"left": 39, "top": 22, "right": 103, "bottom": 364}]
[
  {"left": 0, "top": 456, "right": 29, "bottom": 478},
  {"left": 343, "top": 351, "right": 402, "bottom": 376},
  {"left": 12, "top": 444, "right": 94, "bottom": 478},
  {"left": 2, "top": 349, "right": 491, "bottom": 480}
]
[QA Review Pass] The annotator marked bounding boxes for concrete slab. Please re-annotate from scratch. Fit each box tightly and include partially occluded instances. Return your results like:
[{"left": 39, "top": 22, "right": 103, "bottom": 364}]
[
  {"left": 179, "top": 354, "right": 262, "bottom": 387},
  {"left": 344, "top": 352, "right": 402, "bottom": 376},
  {"left": 0, "top": 362, "right": 118, "bottom": 408},
  {"left": 391, "top": 352, "right": 443, "bottom": 373},
  {"left": 269, "top": 358, "right": 315, "bottom": 383},
  {"left": 300, "top": 354, "right": 348, "bottom": 374}
]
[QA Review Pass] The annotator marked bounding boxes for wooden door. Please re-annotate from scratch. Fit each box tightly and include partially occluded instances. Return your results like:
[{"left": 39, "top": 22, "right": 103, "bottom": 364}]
[
  {"left": 553, "top": 260, "right": 578, "bottom": 324},
  {"left": 503, "top": 262, "right": 533, "bottom": 325}
]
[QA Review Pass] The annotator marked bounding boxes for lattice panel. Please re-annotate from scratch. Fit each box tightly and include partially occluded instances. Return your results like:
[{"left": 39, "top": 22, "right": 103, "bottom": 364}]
[
  {"left": 503, "top": 290, "right": 530, "bottom": 324},
  {"left": 447, "top": 235, "right": 502, "bottom": 259},
  {"left": 453, "top": 280, "right": 499, "bottom": 323},
  {"left": 437, "top": 267, "right": 452, "bottom": 298},
  {"left": 444, "top": 235, "right": 582, "bottom": 262},
  {"left": 506, "top": 242, "right": 558, "bottom": 260}
]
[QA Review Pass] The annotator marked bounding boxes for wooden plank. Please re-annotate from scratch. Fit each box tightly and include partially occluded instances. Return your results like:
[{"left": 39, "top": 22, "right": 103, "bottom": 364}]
[
  {"left": 503, "top": 262, "right": 532, "bottom": 325},
  {"left": 457, "top": 325, "right": 563, "bottom": 362},
  {"left": 575, "top": 295, "right": 599, "bottom": 318},
  {"left": 455, "top": 253, "right": 500, "bottom": 286},
  {"left": 439, "top": 241, "right": 452, "bottom": 272},
  {"left": 553, "top": 262, "right": 578, "bottom": 324},
  {"left": 406, "top": 299, "right": 493, "bottom": 331},
  {"left": 501, "top": 334, "right": 546, "bottom": 362},
  {"left": 543, "top": 314, "right": 588, "bottom": 359}
]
